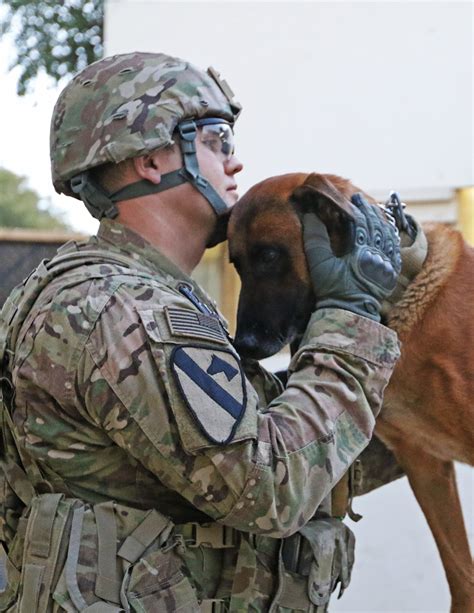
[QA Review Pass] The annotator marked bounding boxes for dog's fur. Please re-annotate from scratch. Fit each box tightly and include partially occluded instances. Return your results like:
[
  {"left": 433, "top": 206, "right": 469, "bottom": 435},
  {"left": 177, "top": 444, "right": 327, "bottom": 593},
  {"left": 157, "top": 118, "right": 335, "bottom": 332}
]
[{"left": 228, "top": 172, "right": 473, "bottom": 612}]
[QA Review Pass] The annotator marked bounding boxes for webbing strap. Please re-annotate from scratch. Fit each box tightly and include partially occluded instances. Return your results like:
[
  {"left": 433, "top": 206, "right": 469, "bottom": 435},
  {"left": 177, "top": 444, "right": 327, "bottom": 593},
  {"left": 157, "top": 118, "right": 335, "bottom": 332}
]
[
  {"left": 200, "top": 598, "right": 228, "bottom": 613},
  {"left": 94, "top": 502, "right": 121, "bottom": 605},
  {"left": 29, "top": 493, "right": 62, "bottom": 558},
  {"left": 83, "top": 603, "right": 124, "bottom": 612},
  {"left": 174, "top": 522, "right": 238, "bottom": 549},
  {"left": 0, "top": 544, "right": 19, "bottom": 612},
  {"left": 1, "top": 459, "right": 35, "bottom": 507},
  {"left": 0, "top": 544, "right": 7, "bottom": 592},
  {"left": 118, "top": 509, "right": 172, "bottom": 563},
  {"left": 0, "top": 542, "right": 19, "bottom": 593},
  {"left": 19, "top": 496, "right": 78, "bottom": 613},
  {"left": 66, "top": 506, "right": 88, "bottom": 611},
  {"left": 109, "top": 169, "right": 186, "bottom": 203},
  {"left": 18, "top": 563, "right": 43, "bottom": 612}
]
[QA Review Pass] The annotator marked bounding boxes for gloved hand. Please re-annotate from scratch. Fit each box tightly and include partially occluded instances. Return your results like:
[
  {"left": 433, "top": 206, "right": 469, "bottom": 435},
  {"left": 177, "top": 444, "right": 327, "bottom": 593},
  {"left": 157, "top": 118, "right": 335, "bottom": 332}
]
[{"left": 301, "top": 193, "right": 401, "bottom": 321}]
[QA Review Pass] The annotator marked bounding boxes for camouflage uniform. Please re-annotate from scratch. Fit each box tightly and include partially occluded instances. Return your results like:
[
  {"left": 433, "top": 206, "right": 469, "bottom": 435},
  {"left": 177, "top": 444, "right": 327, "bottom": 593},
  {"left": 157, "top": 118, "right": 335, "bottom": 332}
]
[
  {"left": 0, "top": 218, "right": 399, "bottom": 611},
  {"left": 0, "top": 52, "right": 400, "bottom": 611}
]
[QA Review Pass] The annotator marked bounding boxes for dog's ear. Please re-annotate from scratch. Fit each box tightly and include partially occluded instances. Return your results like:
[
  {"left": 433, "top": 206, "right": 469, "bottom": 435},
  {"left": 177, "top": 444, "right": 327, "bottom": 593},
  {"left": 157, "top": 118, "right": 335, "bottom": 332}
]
[
  {"left": 290, "top": 173, "right": 356, "bottom": 255},
  {"left": 291, "top": 173, "right": 356, "bottom": 220}
]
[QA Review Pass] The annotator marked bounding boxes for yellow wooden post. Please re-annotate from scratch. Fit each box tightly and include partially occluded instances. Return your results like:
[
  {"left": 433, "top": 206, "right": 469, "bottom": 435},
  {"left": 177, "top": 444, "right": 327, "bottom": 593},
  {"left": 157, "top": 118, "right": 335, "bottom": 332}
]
[
  {"left": 456, "top": 186, "right": 474, "bottom": 245},
  {"left": 194, "top": 244, "right": 240, "bottom": 335},
  {"left": 220, "top": 244, "right": 240, "bottom": 336}
]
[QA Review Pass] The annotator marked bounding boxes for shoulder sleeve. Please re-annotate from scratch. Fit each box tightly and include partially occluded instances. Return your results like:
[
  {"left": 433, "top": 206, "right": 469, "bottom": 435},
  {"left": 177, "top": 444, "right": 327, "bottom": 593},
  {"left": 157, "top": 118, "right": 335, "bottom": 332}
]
[{"left": 84, "top": 282, "right": 400, "bottom": 537}]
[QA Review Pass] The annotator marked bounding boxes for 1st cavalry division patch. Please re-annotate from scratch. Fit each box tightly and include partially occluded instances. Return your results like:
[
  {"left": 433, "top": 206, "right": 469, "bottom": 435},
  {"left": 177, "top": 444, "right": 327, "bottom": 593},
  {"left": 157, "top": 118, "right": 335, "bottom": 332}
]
[{"left": 170, "top": 346, "right": 246, "bottom": 444}]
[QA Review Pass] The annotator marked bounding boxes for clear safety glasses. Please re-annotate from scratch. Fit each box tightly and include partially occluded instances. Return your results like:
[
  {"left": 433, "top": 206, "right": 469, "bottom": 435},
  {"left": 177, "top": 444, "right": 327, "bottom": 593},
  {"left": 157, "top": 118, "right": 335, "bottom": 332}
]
[{"left": 195, "top": 118, "right": 235, "bottom": 162}]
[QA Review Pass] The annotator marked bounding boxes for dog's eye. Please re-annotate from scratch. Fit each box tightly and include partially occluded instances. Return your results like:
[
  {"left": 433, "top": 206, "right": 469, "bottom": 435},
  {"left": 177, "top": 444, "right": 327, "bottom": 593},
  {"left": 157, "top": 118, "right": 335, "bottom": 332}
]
[
  {"left": 250, "top": 244, "right": 287, "bottom": 276},
  {"left": 260, "top": 248, "right": 280, "bottom": 264}
]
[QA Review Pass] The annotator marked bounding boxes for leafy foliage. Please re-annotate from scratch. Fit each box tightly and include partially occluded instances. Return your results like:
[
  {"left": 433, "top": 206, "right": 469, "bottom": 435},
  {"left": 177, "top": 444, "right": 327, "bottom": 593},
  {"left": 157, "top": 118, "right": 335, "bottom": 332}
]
[
  {"left": 0, "top": 0, "right": 103, "bottom": 95},
  {"left": 0, "top": 168, "right": 71, "bottom": 230}
]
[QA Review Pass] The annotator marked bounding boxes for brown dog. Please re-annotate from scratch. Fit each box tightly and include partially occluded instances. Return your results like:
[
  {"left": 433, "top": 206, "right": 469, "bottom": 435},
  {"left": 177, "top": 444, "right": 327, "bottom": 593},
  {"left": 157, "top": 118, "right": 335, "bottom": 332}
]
[{"left": 228, "top": 172, "right": 474, "bottom": 613}]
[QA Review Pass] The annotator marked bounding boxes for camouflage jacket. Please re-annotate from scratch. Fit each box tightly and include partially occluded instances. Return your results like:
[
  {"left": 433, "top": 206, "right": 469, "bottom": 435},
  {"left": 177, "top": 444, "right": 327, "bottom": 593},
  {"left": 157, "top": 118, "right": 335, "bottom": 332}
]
[{"left": 5, "top": 219, "right": 400, "bottom": 610}]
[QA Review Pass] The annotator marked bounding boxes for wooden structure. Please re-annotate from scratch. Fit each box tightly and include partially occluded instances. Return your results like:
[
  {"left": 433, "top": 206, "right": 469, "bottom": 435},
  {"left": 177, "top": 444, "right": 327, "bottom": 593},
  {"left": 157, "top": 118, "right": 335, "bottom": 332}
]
[{"left": 0, "top": 229, "right": 85, "bottom": 307}]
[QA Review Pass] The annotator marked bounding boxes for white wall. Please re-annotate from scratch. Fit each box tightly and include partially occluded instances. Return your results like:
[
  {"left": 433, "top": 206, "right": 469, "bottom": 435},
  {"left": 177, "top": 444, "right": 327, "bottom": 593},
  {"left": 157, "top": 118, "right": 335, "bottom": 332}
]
[
  {"left": 105, "top": 0, "right": 473, "bottom": 207},
  {"left": 104, "top": 3, "right": 473, "bottom": 611}
]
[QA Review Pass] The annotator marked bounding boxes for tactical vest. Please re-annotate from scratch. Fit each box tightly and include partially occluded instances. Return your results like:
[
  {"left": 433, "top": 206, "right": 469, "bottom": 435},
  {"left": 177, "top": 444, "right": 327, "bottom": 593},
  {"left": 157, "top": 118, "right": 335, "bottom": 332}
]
[
  {"left": 0, "top": 242, "right": 163, "bottom": 541},
  {"left": 0, "top": 240, "right": 354, "bottom": 612}
]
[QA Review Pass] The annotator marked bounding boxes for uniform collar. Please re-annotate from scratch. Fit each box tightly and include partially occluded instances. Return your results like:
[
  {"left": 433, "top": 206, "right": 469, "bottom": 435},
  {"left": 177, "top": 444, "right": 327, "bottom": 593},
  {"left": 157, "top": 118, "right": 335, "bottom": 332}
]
[
  {"left": 96, "top": 220, "right": 218, "bottom": 316},
  {"left": 97, "top": 219, "right": 194, "bottom": 284}
]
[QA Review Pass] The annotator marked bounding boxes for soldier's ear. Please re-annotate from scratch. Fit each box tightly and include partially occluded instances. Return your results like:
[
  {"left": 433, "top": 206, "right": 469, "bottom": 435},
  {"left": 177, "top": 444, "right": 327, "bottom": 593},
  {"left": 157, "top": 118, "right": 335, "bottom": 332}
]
[{"left": 132, "top": 152, "right": 163, "bottom": 185}]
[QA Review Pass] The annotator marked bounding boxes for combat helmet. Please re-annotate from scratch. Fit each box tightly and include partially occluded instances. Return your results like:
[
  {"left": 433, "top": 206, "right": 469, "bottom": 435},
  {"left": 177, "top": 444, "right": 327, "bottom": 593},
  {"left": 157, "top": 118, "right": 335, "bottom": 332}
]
[{"left": 50, "top": 52, "right": 242, "bottom": 221}]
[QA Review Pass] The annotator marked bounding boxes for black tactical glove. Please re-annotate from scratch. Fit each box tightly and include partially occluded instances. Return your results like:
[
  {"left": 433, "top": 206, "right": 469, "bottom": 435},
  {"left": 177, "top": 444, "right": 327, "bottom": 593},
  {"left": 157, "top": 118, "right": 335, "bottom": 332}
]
[{"left": 301, "top": 193, "right": 401, "bottom": 321}]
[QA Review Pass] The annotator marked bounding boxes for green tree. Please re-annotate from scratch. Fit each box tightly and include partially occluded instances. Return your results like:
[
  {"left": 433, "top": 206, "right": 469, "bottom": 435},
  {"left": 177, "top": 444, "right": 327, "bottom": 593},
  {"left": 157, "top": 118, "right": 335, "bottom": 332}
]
[
  {"left": 0, "top": 168, "right": 71, "bottom": 230},
  {"left": 0, "top": 0, "right": 103, "bottom": 95}
]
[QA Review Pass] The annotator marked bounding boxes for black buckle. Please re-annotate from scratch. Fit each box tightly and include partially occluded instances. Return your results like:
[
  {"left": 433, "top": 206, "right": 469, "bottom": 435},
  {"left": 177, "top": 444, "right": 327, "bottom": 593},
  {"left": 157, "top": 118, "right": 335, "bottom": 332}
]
[
  {"left": 385, "top": 192, "right": 417, "bottom": 241},
  {"left": 282, "top": 532, "right": 303, "bottom": 573},
  {"left": 70, "top": 173, "right": 118, "bottom": 220},
  {"left": 70, "top": 173, "right": 86, "bottom": 195},
  {"left": 178, "top": 120, "right": 197, "bottom": 141}
]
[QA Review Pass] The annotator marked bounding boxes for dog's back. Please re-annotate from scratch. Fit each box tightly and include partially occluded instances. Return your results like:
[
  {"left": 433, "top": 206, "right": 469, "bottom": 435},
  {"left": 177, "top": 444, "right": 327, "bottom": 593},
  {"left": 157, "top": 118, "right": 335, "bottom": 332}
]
[{"left": 380, "top": 224, "right": 474, "bottom": 464}]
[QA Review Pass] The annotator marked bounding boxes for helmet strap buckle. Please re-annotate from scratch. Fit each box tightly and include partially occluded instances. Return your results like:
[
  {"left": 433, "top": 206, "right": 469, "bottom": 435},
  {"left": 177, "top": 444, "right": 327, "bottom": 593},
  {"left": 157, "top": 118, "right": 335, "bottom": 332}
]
[
  {"left": 70, "top": 173, "right": 119, "bottom": 220},
  {"left": 195, "top": 176, "right": 209, "bottom": 189},
  {"left": 178, "top": 119, "right": 198, "bottom": 140}
]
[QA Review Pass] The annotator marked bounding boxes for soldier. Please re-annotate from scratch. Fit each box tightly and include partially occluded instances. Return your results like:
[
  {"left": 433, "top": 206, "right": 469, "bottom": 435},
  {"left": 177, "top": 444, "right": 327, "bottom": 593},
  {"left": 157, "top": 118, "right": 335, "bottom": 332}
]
[{"left": 0, "top": 52, "right": 401, "bottom": 611}]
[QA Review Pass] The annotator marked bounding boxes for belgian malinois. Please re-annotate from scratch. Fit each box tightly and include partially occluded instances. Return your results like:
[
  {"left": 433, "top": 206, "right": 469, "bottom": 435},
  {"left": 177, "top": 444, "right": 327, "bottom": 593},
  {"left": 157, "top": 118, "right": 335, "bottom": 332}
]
[{"left": 228, "top": 172, "right": 473, "bottom": 613}]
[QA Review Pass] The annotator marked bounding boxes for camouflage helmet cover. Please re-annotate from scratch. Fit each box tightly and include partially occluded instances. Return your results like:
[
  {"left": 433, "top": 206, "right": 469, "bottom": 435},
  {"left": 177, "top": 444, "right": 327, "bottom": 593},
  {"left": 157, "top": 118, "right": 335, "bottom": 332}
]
[{"left": 50, "top": 52, "right": 242, "bottom": 197}]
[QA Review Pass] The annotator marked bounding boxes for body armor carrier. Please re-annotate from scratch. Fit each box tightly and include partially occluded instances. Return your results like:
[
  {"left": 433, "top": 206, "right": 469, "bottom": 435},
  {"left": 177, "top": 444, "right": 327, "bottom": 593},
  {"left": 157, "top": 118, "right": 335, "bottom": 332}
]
[{"left": 0, "top": 240, "right": 355, "bottom": 612}]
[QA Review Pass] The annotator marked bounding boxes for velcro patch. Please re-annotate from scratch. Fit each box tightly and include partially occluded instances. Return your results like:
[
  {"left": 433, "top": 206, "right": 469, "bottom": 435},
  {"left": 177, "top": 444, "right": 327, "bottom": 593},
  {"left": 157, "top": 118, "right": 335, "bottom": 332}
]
[
  {"left": 170, "top": 346, "right": 246, "bottom": 445},
  {"left": 165, "top": 307, "right": 227, "bottom": 344}
]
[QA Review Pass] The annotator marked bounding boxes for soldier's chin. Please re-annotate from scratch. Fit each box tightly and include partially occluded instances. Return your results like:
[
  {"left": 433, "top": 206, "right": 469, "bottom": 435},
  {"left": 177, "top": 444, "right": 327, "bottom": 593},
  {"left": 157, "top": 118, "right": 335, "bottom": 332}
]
[{"left": 206, "top": 212, "right": 230, "bottom": 248}]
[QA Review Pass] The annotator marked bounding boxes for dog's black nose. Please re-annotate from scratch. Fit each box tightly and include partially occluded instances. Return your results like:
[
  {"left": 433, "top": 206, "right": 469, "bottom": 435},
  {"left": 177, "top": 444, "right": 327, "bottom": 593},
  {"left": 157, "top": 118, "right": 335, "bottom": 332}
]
[{"left": 233, "top": 331, "right": 264, "bottom": 359}]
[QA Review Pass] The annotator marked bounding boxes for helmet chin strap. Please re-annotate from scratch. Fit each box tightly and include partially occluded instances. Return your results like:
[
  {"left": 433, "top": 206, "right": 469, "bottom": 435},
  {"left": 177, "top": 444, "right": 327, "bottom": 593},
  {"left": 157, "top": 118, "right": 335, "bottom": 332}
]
[{"left": 71, "top": 119, "right": 230, "bottom": 233}]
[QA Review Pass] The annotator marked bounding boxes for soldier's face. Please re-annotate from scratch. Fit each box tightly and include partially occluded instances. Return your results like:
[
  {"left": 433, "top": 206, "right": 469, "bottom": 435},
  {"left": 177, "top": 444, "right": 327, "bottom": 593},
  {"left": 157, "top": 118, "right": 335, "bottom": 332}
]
[{"left": 195, "top": 128, "right": 244, "bottom": 209}]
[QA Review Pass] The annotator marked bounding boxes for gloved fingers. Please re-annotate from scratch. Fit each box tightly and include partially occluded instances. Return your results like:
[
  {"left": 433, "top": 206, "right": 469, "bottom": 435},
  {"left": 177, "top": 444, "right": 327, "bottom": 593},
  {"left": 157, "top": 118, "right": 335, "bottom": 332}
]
[
  {"left": 352, "top": 194, "right": 400, "bottom": 266},
  {"left": 351, "top": 193, "right": 378, "bottom": 245},
  {"left": 307, "top": 253, "right": 346, "bottom": 294},
  {"left": 302, "top": 212, "right": 334, "bottom": 256},
  {"left": 381, "top": 224, "right": 402, "bottom": 273}
]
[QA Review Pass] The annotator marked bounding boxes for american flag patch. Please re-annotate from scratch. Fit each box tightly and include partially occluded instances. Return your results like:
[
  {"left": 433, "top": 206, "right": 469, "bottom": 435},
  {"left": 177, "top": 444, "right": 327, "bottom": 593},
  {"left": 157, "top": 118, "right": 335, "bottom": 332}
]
[{"left": 165, "top": 307, "right": 227, "bottom": 344}]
